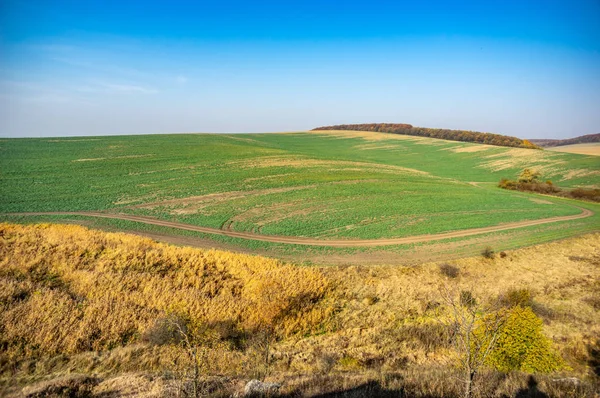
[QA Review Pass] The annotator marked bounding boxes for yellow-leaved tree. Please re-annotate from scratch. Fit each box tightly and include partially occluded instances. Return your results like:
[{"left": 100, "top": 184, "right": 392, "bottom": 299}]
[{"left": 484, "top": 306, "right": 564, "bottom": 373}]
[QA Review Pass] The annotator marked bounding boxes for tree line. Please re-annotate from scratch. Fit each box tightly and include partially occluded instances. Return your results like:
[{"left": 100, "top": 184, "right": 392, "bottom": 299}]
[
  {"left": 313, "top": 123, "right": 541, "bottom": 149},
  {"left": 529, "top": 133, "right": 600, "bottom": 147}
]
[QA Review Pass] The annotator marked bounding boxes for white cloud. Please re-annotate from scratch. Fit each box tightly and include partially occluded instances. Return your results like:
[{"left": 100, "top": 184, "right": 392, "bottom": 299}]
[
  {"left": 102, "top": 83, "right": 158, "bottom": 94},
  {"left": 76, "top": 82, "right": 158, "bottom": 94}
]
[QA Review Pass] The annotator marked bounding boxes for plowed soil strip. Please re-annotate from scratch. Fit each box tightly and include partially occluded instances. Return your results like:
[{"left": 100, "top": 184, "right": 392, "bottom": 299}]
[{"left": 4, "top": 207, "right": 594, "bottom": 247}]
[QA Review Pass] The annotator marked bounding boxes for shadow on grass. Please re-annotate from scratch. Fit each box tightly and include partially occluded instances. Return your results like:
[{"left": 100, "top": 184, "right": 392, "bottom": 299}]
[
  {"left": 513, "top": 376, "right": 549, "bottom": 398},
  {"left": 275, "top": 380, "right": 448, "bottom": 398}
]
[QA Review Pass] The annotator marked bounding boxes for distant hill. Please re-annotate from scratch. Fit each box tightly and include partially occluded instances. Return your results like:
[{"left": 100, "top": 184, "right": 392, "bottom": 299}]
[
  {"left": 529, "top": 133, "right": 600, "bottom": 147},
  {"left": 312, "top": 123, "right": 541, "bottom": 149}
]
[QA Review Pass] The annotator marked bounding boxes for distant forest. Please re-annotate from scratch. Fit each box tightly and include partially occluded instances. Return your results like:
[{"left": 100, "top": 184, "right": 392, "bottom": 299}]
[
  {"left": 313, "top": 123, "right": 541, "bottom": 149},
  {"left": 529, "top": 133, "right": 600, "bottom": 147}
]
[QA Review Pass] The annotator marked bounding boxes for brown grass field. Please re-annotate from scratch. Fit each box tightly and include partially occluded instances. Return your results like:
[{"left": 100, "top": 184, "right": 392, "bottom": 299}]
[
  {"left": 1, "top": 222, "right": 599, "bottom": 397},
  {"left": 546, "top": 143, "right": 600, "bottom": 156}
]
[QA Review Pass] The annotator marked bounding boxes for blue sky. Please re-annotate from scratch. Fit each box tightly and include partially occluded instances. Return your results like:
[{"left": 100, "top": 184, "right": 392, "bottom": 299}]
[{"left": 1, "top": 1, "right": 599, "bottom": 138}]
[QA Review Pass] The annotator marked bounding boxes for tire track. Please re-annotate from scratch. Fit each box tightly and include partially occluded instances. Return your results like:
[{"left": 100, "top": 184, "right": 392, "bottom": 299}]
[{"left": 3, "top": 205, "right": 594, "bottom": 247}]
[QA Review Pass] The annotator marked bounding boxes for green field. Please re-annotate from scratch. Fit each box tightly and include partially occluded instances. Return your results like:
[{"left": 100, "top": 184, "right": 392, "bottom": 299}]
[{"left": 1, "top": 130, "right": 598, "bottom": 261}]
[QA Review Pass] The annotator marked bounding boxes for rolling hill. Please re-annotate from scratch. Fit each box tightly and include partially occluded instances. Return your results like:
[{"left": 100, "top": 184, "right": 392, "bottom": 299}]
[
  {"left": 1, "top": 130, "right": 598, "bottom": 263},
  {"left": 313, "top": 123, "right": 541, "bottom": 148},
  {"left": 530, "top": 133, "right": 600, "bottom": 147}
]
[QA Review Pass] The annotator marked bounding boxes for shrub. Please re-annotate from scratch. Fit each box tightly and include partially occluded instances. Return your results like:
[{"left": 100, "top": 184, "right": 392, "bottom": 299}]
[
  {"left": 485, "top": 306, "right": 564, "bottom": 373},
  {"left": 499, "top": 288, "right": 533, "bottom": 308},
  {"left": 460, "top": 290, "right": 477, "bottom": 307},
  {"left": 142, "top": 315, "right": 188, "bottom": 346},
  {"left": 498, "top": 178, "right": 517, "bottom": 190},
  {"left": 570, "top": 188, "right": 600, "bottom": 202},
  {"left": 439, "top": 263, "right": 460, "bottom": 278},
  {"left": 338, "top": 356, "right": 361, "bottom": 370},
  {"left": 518, "top": 169, "right": 540, "bottom": 183},
  {"left": 499, "top": 251, "right": 507, "bottom": 258},
  {"left": 481, "top": 246, "right": 495, "bottom": 259}
]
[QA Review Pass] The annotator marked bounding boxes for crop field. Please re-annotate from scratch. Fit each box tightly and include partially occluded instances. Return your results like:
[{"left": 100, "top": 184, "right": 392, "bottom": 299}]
[
  {"left": 1, "top": 130, "right": 599, "bottom": 260},
  {"left": 546, "top": 142, "right": 600, "bottom": 156}
]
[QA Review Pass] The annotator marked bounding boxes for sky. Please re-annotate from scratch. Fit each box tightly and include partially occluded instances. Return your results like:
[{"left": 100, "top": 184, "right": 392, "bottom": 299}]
[{"left": 1, "top": 1, "right": 599, "bottom": 138}]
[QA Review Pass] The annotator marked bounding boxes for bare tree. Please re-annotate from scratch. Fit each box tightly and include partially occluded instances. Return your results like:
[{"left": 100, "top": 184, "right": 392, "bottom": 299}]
[
  {"left": 164, "top": 316, "right": 215, "bottom": 398},
  {"left": 440, "top": 287, "right": 507, "bottom": 398}
]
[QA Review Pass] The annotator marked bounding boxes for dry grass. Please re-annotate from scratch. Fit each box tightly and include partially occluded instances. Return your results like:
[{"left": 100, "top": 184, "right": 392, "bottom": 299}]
[
  {"left": 309, "top": 130, "right": 426, "bottom": 142},
  {"left": 1, "top": 223, "right": 599, "bottom": 397},
  {"left": 547, "top": 143, "right": 600, "bottom": 156},
  {"left": 0, "top": 223, "right": 334, "bottom": 359}
]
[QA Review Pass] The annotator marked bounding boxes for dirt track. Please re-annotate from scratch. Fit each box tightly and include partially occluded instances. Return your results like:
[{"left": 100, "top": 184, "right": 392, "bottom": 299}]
[{"left": 4, "top": 206, "right": 594, "bottom": 247}]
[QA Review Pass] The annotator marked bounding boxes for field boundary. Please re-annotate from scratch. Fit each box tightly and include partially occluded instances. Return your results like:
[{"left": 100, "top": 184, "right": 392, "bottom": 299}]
[{"left": 3, "top": 205, "right": 594, "bottom": 247}]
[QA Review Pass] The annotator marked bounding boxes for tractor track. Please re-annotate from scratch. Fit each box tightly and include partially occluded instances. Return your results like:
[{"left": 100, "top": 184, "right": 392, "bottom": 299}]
[{"left": 3, "top": 206, "right": 594, "bottom": 247}]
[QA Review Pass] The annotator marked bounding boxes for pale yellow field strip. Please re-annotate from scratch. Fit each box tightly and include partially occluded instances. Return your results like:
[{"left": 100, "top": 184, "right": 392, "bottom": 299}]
[{"left": 546, "top": 143, "right": 600, "bottom": 156}]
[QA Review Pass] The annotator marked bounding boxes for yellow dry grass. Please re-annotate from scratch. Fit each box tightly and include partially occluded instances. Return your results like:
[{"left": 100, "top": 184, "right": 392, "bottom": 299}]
[
  {"left": 226, "top": 155, "right": 430, "bottom": 176},
  {"left": 314, "top": 232, "right": 600, "bottom": 373},
  {"left": 309, "top": 129, "right": 426, "bottom": 142},
  {"left": 547, "top": 143, "right": 600, "bottom": 156},
  {"left": 444, "top": 144, "right": 493, "bottom": 153},
  {"left": 1, "top": 223, "right": 598, "bottom": 393},
  {"left": 0, "top": 223, "right": 334, "bottom": 358},
  {"left": 479, "top": 148, "right": 566, "bottom": 173}
]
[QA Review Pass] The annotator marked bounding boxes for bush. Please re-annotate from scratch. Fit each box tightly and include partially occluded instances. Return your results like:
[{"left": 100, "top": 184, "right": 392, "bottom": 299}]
[
  {"left": 498, "top": 174, "right": 600, "bottom": 202},
  {"left": 142, "top": 315, "right": 188, "bottom": 346},
  {"left": 481, "top": 246, "right": 495, "bottom": 259},
  {"left": 486, "top": 306, "right": 564, "bottom": 373},
  {"left": 498, "top": 178, "right": 517, "bottom": 190},
  {"left": 499, "top": 288, "right": 533, "bottom": 308},
  {"left": 439, "top": 263, "right": 460, "bottom": 278},
  {"left": 571, "top": 188, "right": 600, "bottom": 202},
  {"left": 460, "top": 290, "right": 477, "bottom": 307},
  {"left": 518, "top": 169, "right": 540, "bottom": 183}
]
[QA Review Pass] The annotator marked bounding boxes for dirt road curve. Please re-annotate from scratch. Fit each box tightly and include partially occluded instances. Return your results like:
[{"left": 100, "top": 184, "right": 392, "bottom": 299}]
[{"left": 4, "top": 206, "right": 594, "bottom": 247}]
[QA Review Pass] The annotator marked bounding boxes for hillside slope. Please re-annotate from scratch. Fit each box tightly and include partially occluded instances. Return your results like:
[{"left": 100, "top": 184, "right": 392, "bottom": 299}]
[
  {"left": 1, "top": 223, "right": 599, "bottom": 397},
  {"left": 530, "top": 133, "right": 600, "bottom": 147},
  {"left": 2, "top": 131, "right": 599, "bottom": 261},
  {"left": 313, "top": 123, "right": 540, "bottom": 148}
]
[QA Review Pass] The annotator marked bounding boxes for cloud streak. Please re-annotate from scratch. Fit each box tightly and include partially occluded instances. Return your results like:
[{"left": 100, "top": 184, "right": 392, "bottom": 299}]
[{"left": 76, "top": 82, "right": 158, "bottom": 94}]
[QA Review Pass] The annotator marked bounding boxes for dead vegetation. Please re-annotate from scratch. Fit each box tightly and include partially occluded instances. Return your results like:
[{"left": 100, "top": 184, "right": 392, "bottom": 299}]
[{"left": 1, "top": 223, "right": 599, "bottom": 397}]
